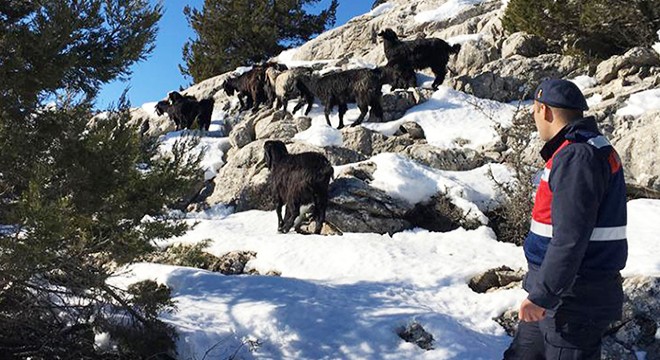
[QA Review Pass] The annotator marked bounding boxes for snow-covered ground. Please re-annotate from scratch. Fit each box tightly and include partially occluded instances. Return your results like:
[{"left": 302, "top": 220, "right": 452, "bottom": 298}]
[
  {"left": 120, "top": 76, "right": 660, "bottom": 358},
  {"left": 415, "top": 0, "right": 489, "bottom": 24},
  {"left": 110, "top": 196, "right": 660, "bottom": 359}
]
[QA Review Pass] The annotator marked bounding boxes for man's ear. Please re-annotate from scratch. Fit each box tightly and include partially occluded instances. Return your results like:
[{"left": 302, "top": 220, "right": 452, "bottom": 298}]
[{"left": 541, "top": 103, "right": 554, "bottom": 122}]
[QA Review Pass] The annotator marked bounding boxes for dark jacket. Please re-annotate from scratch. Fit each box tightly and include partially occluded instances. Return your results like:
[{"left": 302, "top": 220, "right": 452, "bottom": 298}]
[{"left": 523, "top": 117, "right": 628, "bottom": 321}]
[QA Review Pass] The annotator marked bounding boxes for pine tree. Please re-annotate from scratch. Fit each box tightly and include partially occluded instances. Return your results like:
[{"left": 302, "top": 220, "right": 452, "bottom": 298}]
[
  {"left": 181, "top": 0, "right": 339, "bottom": 83},
  {"left": 502, "top": 0, "right": 660, "bottom": 60},
  {"left": 0, "top": 1, "right": 202, "bottom": 358}
]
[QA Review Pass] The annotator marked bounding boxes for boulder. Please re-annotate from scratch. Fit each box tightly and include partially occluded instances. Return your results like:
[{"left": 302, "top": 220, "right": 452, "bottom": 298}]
[
  {"left": 211, "top": 251, "right": 257, "bottom": 275},
  {"left": 207, "top": 140, "right": 272, "bottom": 211},
  {"left": 403, "top": 143, "right": 486, "bottom": 171},
  {"left": 405, "top": 193, "right": 465, "bottom": 232},
  {"left": 229, "top": 117, "right": 256, "bottom": 149},
  {"left": 501, "top": 32, "right": 547, "bottom": 59},
  {"left": 382, "top": 90, "right": 423, "bottom": 122},
  {"left": 327, "top": 177, "right": 412, "bottom": 234},
  {"left": 452, "top": 54, "right": 582, "bottom": 102},
  {"left": 395, "top": 121, "right": 426, "bottom": 140},
  {"left": 397, "top": 322, "right": 434, "bottom": 351},
  {"left": 611, "top": 111, "right": 660, "bottom": 191},
  {"left": 468, "top": 266, "right": 525, "bottom": 293},
  {"left": 596, "top": 47, "right": 660, "bottom": 85},
  {"left": 453, "top": 39, "right": 499, "bottom": 76},
  {"left": 342, "top": 126, "right": 387, "bottom": 156}
]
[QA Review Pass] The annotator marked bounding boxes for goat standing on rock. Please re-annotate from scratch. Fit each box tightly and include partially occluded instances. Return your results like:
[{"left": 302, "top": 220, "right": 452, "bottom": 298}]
[
  {"left": 379, "top": 28, "right": 461, "bottom": 90},
  {"left": 264, "top": 140, "right": 334, "bottom": 234},
  {"left": 296, "top": 68, "right": 383, "bottom": 129},
  {"left": 155, "top": 91, "right": 214, "bottom": 131}
]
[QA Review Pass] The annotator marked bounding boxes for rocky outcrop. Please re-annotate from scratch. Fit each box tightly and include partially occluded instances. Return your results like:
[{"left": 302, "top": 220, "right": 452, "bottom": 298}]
[
  {"left": 501, "top": 32, "right": 547, "bottom": 59},
  {"left": 611, "top": 110, "right": 660, "bottom": 191},
  {"left": 327, "top": 177, "right": 412, "bottom": 234},
  {"left": 403, "top": 143, "right": 486, "bottom": 171},
  {"left": 452, "top": 54, "right": 582, "bottom": 102},
  {"left": 207, "top": 140, "right": 272, "bottom": 211},
  {"left": 595, "top": 47, "right": 660, "bottom": 85}
]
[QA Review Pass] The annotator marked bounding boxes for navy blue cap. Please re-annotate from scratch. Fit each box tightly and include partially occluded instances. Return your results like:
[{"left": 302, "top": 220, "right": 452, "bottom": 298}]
[{"left": 534, "top": 79, "right": 588, "bottom": 111}]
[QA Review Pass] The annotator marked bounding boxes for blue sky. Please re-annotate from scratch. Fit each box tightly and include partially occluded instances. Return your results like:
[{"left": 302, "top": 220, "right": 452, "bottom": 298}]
[{"left": 95, "top": 0, "right": 373, "bottom": 109}]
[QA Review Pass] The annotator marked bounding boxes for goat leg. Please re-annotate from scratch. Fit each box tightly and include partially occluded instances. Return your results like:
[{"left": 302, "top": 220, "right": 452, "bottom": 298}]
[
  {"left": 313, "top": 195, "right": 327, "bottom": 235},
  {"left": 281, "top": 202, "right": 300, "bottom": 234},
  {"left": 276, "top": 197, "right": 284, "bottom": 232},
  {"left": 431, "top": 66, "right": 448, "bottom": 90},
  {"left": 351, "top": 102, "right": 368, "bottom": 127},
  {"left": 337, "top": 102, "right": 348, "bottom": 129}
]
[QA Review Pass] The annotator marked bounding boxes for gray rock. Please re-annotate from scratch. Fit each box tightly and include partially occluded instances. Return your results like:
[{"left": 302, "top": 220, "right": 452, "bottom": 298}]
[
  {"left": 372, "top": 134, "right": 416, "bottom": 155},
  {"left": 295, "top": 116, "right": 312, "bottom": 132},
  {"left": 229, "top": 117, "right": 256, "bottom": 149},
  {"left": 403, "top": 143, "right": 486, "bottom": 171},
  {"left": 323, "top": 146, "right": 368, "bottom": 165},
  {"left": 611, "top": 111, "right": 660, "bottom": 191},
  {"left": 601, "top": 337, "right": 638, "bottom": 360},
  {"left": 211, "top": 250, "right": 257, "bottom": 275},
  {"left": 207, "top": 140, "right": 272, "bottom": 211},
  {"left": 453, "top": 38, "right": 500, "bottom": 76},
  {"left": 452, "top": 54, "right": 582, "bottom": 102},
  {"left": 327, "top": 177, "right": 412, "bottom": 234},
  {"left": 468, "top": 266, "right": 525, "bottom": 293},
  {"left": 395, "top": 121, "right": 426, "bottom": 140},
  {"left": 494, "top": 309, "right": 519, "bottom": 337},
  {"left": 405, "top": 193, "right": 464, "bottom": 232},
  {"left": 382, "top": 90, "right": 422, "bottom": 122},
  {"left": 596, "top": 47, "right": 660, "bottom": 84},
  {"left": 501, "top": 32, "right": 547, "bottom": 59},
  {"left": 255, "top": 120, "right": 299, "bottom": 142},
  {"left": 342, "top": 126, "right": 387, "bottom": 156},
  {"left": 397, "top": 322, "right": 434, "bottom": 351}
]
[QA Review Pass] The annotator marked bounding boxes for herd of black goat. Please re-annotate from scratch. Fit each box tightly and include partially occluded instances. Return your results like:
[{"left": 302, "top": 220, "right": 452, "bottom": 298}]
[
  {"left": 155, "top": 29, "right": 461, "bottom": 234},
  {"left": 156, "top": 29, "right": 460, "bottom": 132}
]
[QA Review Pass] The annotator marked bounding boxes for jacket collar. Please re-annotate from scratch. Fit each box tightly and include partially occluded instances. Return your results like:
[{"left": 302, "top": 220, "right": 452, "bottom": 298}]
[{"left": 540, "top": 116, "right": 600, "bottom": 161}]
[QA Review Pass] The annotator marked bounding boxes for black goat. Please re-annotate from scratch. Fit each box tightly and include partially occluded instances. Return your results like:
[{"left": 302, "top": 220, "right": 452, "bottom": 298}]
[
  {"left": 378, "top": 28, "right": 460, "bottom": 90},
  {"left": 155, "top": 92, "right": 214, "bottom": 131},
  {"left": 379, "top": 62, "right": 417, "bottom": 90},
  {"left": 264, "top": 140, "right": 334, "bottom": 235},
  {"left": 155, "top": 100, "right": 182, "bottom": 129},
  {"left": 222, "top": 66, "right": 268, "bottom": 112},
  {"left": 296, "top": 68, "right": 383, "bottom": 129}
]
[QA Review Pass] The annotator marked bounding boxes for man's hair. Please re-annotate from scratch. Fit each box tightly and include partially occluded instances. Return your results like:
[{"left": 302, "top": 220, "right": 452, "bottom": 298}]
[{"left": 550, "top": 106, "right": 583, "bottom": 122}]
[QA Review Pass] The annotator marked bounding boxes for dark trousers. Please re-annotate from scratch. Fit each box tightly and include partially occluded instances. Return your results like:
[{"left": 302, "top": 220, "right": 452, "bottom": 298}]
[{"left": 503, "top": 315, "right": 610, "bottom": 360}]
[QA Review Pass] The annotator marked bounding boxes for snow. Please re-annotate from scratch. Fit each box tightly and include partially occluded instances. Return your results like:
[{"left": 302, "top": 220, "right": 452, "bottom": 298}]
[
  {"left": 569, "top": 75, "right": 597, "bottom": 92},
  {"left": 366, "top": 3, "right": 394, "bottom": 18},
  {"left": 446, "top": 33, "right": 483, "bottom": 45},
  {"left": 364, "top": 86, "right": 517, "bottom": 150},
  {"left": 274, "top": 47, "right": 335, "bottom": 69},
  {"left": 615, "top": 88, "right": 660, "bottom": 117},
  {"left": 653, "top": 30, "right": 660, "bottom": 56},
  {"left": 293, "top": 123, "right": 343, "bottom": 148},
  {"left": 414, "top": 0, "right": 488, "bottom": 23},
  {"left": 367, "top": 153, "right": 513, "bottom": 223},
  {"left": 159, "top": 130, "right": 231, "bottom": 181},
  {"left": 111, "top": 215, "right": 528, "bottom": 359},
  {"left": 623, "top": 199, "right": 660, "bottom": 276}
]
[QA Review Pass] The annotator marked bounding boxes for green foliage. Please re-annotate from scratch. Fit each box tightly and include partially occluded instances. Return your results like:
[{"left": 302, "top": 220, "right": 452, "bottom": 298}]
[
  {"left": 502, "top": 0, "right": 660, "bottom": 60},
  {"left": 181, "top": 0, "right": 339, "bottom": 82},
  {"left": 145, "top": 239, "right": 220, "bottom": 269},
  {"left": 0, "top": 1, "right": 204, "bottom": 358}
]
